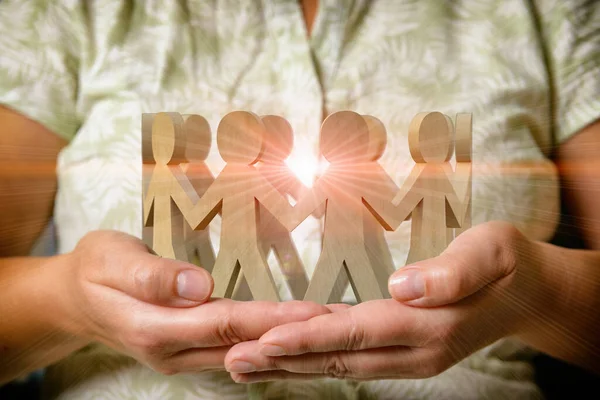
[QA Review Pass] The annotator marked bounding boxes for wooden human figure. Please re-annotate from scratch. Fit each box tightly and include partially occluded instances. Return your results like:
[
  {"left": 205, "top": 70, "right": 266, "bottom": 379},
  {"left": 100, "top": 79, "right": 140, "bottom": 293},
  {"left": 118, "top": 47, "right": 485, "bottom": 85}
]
[
  {"left": 285, "top": 111, "right": 404, "bottom": 304},
  {"left": 184, "top": 111, "right": 295, "bottom": 301},
  {"left": 368, "top": 112, "right": 471, "bottom": 264},
  {"left": 180, "top": 114, "right": 216, "bottom": 272},
  {"left": 453, "top": 113, "right": 473, "bottom": 238},
  {"left": 141, "top": 113, "right": 155, "bottom": 249},
  {"left": 143, "top": 112, "right": 200, "bottom": 261},
  {"left": 328, "top": 115, "right": 399, "bottom": 302},
  {"left": 234, "top": 115, "right": 317, "bottom": 300}
]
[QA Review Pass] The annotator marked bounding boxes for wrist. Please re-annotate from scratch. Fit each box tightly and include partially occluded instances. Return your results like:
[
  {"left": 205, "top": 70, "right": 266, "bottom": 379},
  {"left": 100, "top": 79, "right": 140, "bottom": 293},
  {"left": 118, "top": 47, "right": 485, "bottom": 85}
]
[
  {"left": 44, "top": 252, "right": 91, "bottom": 348},
  {"left": 513, "top": 240, "right": 587, "bottom": 352}
]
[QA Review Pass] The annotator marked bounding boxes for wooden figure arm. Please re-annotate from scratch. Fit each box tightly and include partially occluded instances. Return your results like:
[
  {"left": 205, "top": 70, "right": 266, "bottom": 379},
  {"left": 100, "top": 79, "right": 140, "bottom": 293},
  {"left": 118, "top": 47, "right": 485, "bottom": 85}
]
[
  {"left": 363, "top": 189, "right": 420, "bottom": 232},
  {"left": 285, "top": 181, "right": 327, "bottom": 232},
  {"left": 286, "top": 174, "right": 325, "bottom": 219},
  {"left": 255, "top": 173, "right": 300, "bottom": 231},
  {"left": 143, "top": 181, "right": 156, "bottom": 226},
  {"left": 172, "top": 169, "right": 222, "bottom": 231},
  {"left": 363, "top": 164, "right": 424, "bottom": 231}
]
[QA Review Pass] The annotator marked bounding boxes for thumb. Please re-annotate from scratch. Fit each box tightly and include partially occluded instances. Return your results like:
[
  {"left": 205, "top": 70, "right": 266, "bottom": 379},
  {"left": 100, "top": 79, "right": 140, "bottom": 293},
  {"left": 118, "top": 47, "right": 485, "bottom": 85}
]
[
  {"left": 388, "top": 222, "right": 518, "bottom": 307},
  {"left": 89, "top": 237, "right": 214, "bottom": 307}
]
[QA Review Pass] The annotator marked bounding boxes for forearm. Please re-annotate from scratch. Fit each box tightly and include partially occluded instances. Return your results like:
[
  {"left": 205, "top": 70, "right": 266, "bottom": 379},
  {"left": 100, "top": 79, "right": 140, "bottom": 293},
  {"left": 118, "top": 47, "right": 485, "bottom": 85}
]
[
  {"left": 0, "top": 255, "right": 88, "bottom": 384},
  {"left": 519, "top": 241, "right": 600, "bottom": 373}
]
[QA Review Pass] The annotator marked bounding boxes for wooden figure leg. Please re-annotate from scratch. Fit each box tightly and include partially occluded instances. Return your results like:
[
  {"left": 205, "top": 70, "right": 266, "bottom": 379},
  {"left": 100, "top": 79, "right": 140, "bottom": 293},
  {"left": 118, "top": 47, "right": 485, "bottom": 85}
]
[
  {"left": 364, "top": 237, "right": 394, "bottom": 299},
  {"left": 406, "top": 201, "right": 426, "bottom": 265},
  {"left": 211, "top": 250, "right": 241, "bottom": 299},
  {"left": 343, "top": 247, "right": 385, "bottom": 303},
  {"left": 153, "top": 197, "right": 188, "bottom": 262},
  {"left": 327, "top": 268, "right": 350, "bottom": 304},
  {"left": 241, "top": 250, "right": 281, "bottom": 301},
  {"left": 231, "top": 272, "right": 253, "bottom": 301},
  {"left": 230, "top": 237, "right": 269, "bottom": 301},
  {"left": 456, "top": 198, "right": 471, "bottom": 237},
  {"left": 184, "top": 224, "right": 216, "bottom": 273},
  {"left": 232, "top": 213, "right": 309, "bottom": 301},
  {"left": 271, "top": 233, "right": 309, "bottom": 300},
  {"left": 303, "top": 249, "right": 345, "bottom": 305},
  {"left": 328, "top": 213, "right": 394, "bottom": 303}
]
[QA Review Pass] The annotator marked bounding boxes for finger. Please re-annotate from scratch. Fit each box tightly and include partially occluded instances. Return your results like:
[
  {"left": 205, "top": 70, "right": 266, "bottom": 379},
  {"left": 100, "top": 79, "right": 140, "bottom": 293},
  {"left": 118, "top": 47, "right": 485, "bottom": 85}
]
[
  {"left": 231, "top": 371, "right": 324, "bottom": 384},
  {"left": 254, "top": 300, "right": 426, "bottom": 356},
  {"left": 91, "top": 239, "right": 214, "bottom": 307},
  {"left": 388, "top": 222, "right": 519, "bottom": 307},
  {"left": 226, "top": 342, "right": 428, "bottom": 380},
  {"left": 158, "top": 346, "right": 231, "bottom": 374},
  {"left": 325, "top": 303, "right": 352, "bottom": 313},
  {"left": 150, "top": 299, "right": 332, "bottom": 350}
]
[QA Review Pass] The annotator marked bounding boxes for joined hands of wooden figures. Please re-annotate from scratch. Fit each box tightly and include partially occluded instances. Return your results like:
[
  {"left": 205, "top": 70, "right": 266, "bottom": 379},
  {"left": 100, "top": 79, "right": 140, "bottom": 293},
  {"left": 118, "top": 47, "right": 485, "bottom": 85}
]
[{"left": 142, "top": 110, "right": 472, "bottom": 304}]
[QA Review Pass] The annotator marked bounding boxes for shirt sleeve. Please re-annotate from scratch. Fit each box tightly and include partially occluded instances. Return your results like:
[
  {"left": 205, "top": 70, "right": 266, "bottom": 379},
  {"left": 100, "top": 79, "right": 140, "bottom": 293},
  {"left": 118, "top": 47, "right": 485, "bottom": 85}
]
[
  {"left": 0, "top": 0, "right": 83, "bottom": 142},
  {"left": 535, "top": 0, "right": 600, "bottom": 145}
]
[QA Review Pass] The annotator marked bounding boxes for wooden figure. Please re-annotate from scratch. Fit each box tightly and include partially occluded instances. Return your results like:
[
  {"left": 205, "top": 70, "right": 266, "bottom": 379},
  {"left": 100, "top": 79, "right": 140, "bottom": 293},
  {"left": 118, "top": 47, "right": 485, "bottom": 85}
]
[
  {"left": 285, "top": 111, "right": 402, "bottom": 304},
  {"left": 183, "top": 111, "right": 296, "bottom": 301},
  {"left": 180, "top": 114, "right": 217, "bottom": 271},
  {"left": 234, "top": 115, "right": 319, "bottom": 300},
  {"left": 143, "top": 113, "right": 200, "bottom": 261},
  {"left": 454, "top": 113, "right": 473, "bottom": 238},
  {"left": 141, "top": 113, "right": 155, "bottom": 250},
  {"left": 364, "top": 112, "right": 471, "bottom": 265},
  {"left": 328, "top": 115, "right": 399, "bottom": 302}
]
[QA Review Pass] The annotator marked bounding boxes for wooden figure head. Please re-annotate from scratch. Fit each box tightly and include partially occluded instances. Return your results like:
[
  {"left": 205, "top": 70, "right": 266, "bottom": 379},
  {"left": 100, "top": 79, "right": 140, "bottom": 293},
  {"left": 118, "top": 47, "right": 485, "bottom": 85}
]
[
  {"left": 152, "top": 112, "right": 186, "bottom": 165},
  {"left": 363, "top": 115, "right": 387, "bottom": 162},
  {"left": 320, "top": 111, "right": 370, "bottom": 164},
  {"left": 260, "top": 115, "right": 294, "bottom": 163},
  {"left": 408, "top": 112, "right": 454, "bottom": 164},
  {"left": 183, "top": 114, "right": 212, "bottom": 162},
  {"left": 217, "top": 111, "right": 265, "bottom": 165}
]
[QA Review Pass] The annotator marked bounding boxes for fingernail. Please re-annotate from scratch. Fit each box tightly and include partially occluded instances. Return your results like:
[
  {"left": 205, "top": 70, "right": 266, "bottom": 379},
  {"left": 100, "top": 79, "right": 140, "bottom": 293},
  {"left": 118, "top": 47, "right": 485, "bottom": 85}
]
[
  {"left": 260, "top": 344, "right": 286, "bottom": 356},
  {"left": 389, "top": 269, "right": 425, "bottom": 301},
  {"left": 227, "top": 361, "right": 257, "bottom": 373},
  {"left": 177, "top": 269, "right": 210, "bottom": 301}
]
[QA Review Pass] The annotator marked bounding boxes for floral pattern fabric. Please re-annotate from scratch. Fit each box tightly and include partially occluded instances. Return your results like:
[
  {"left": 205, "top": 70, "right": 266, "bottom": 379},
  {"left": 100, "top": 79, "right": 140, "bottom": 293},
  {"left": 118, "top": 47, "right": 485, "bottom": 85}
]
[{"left": 1, "top": 0, "right": 599, "bottom": 399}]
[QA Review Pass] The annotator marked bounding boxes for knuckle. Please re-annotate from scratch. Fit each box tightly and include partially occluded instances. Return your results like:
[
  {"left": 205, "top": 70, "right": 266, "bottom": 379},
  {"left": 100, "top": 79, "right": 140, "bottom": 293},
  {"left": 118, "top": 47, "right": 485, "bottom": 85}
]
[
  {"left": 345, "top": 322, "right": 365, "bottom": 351},
  {"left": 215, "top": 313, "right": 244, "bottom": 345},
  {"left": 482, "top": 222, "right": 522, "bottom": 273},
  {"left": 278, "top": 300, "right": 327, "bottom": 321},
  {"left": 440, "top": 266, "right": 464, "bottom": 300},
  {"left": 323, "top": 353, "right": 351, "bottom": 379},
  {"left": 132, "top": 263, "right": 163, "bottom": 302}
]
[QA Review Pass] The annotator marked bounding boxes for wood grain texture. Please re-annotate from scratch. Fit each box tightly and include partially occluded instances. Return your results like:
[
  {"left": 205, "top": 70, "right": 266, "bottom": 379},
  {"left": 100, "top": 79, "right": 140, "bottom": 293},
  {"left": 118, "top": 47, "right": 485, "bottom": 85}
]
[
  {"left": 454, "top": 113, "right": 473, "bottom": 238},
  {"left": 329, "top": 115, "right": 397, "bottom": 302},
  {"left": 184, "top": 111, "right": 295, "bottom": 301},
  {"left": 401, "top": 112, "right": 470, "bottom": 263},
  {"left": 180, "top": 114, "right": 216, "bottom": 272},
  {"left": 233, "top": 115, "right": 311, "bottom": 300},
  {"left": 141, "top": 110, "right": 472, "bottom": 303},
  {"left": 291, "top": 112, "right": 389, "bottom": 304},
  {"left": 143, "top": 112, "right": 199, "bottom": 261}
]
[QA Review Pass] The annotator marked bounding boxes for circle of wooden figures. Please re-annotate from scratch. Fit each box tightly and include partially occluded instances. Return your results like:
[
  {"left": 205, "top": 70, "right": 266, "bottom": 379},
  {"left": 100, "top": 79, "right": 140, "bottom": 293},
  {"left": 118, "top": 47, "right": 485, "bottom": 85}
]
[{"left": 142, "top": 110, "right": 472, "bottom": 304}]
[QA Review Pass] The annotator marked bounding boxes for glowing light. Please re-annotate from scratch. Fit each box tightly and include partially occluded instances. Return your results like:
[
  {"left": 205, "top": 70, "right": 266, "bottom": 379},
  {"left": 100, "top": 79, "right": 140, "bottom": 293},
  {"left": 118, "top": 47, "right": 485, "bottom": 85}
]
[{"left": 285, "top": 147, "right": 328, "bottom": 188}]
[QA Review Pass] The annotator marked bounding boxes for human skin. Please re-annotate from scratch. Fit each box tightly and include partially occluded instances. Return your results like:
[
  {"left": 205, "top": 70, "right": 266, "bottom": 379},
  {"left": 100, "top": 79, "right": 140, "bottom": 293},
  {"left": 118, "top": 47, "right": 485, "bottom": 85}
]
[{"left": 224, "top": 119, "right": 600, "bottom": 382}]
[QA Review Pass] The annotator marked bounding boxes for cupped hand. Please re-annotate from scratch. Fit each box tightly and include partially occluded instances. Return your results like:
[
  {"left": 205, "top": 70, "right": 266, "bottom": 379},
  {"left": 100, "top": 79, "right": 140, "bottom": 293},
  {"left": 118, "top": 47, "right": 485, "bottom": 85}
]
[
  {"left": 224, "top": 221, "right": 547, "bottom": 382},
  {"left": 58, "top": 230, "right": 331, "bottom": 375}
]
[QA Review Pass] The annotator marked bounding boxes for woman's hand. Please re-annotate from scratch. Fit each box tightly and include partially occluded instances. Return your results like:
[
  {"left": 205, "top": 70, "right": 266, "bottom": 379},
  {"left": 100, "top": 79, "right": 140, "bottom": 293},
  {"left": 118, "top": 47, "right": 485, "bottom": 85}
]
[
  {"left": 224, "top": 221, "right": 554, "bottom": 382},
  {"left": 59, "top": 230, "right": 331, "bottom": 376}
]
